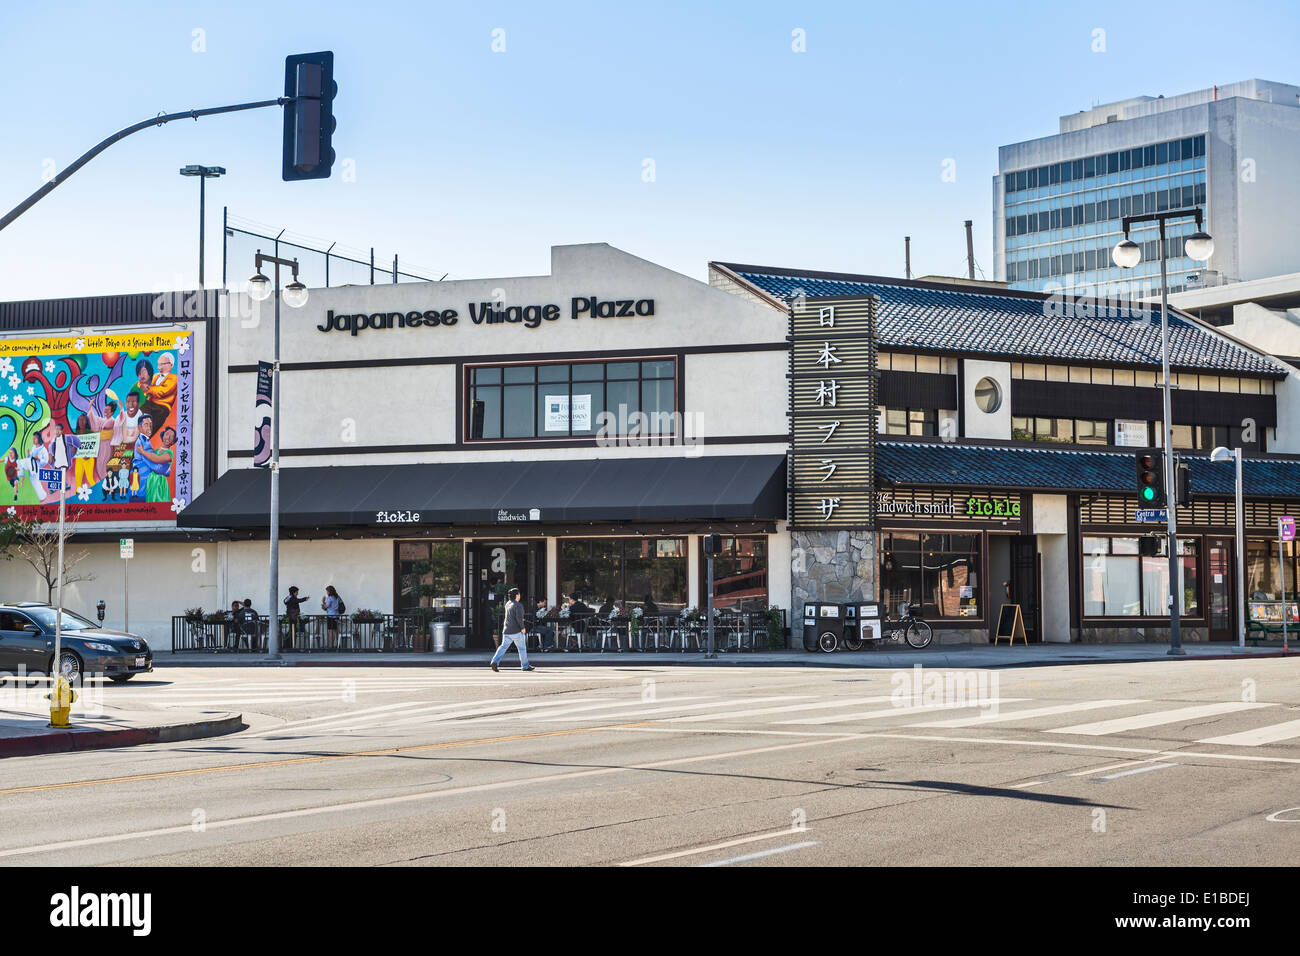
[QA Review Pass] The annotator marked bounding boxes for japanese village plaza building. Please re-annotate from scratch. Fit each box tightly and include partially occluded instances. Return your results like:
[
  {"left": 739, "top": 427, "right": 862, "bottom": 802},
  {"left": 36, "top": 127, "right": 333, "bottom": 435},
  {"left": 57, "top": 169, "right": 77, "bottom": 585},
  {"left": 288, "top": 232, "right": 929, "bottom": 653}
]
[
  {"left": 172, "top": 243, "right": 791, "bottom": 649},
  {"left": 711, "top": 262, "right": 1300, "bottom": 644}
]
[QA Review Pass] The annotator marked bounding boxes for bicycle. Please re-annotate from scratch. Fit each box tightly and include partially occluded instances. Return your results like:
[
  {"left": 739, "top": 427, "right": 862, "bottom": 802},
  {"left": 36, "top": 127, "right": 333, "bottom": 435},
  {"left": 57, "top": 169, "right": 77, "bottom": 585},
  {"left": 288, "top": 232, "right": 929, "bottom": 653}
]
[{"left": 834, "top": 603, "right": 933, "bottom": 652}]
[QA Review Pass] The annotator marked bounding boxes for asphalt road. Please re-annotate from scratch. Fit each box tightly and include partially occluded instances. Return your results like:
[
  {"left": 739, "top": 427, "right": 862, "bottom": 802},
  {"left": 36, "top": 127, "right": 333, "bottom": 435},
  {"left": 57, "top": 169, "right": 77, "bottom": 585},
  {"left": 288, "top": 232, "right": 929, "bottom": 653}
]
[{"left": 2, "top": 657, "right": 1298, "bottom": 866}]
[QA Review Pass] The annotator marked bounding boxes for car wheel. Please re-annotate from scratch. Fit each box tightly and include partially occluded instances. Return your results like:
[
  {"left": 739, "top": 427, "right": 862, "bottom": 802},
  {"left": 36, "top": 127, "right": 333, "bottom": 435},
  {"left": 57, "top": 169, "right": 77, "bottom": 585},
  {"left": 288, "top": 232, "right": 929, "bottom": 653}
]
[
  {"left": 110, "top": 675, "right": 133, "bottom": 684},
  {"left": 53, "top": 650, "right": 83, "bottom": 686}
]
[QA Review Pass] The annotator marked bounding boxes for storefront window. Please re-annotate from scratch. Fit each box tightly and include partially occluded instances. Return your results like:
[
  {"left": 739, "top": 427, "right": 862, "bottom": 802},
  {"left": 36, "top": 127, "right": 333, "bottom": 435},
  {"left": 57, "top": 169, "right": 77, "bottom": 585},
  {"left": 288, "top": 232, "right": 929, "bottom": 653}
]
[
  {"left": 559, "top": 538, "right": 688, "bottom": 612},
  {"left": 1246, "top": 539, "right": 1297, "bottom": 600},
  {"left": 1082, "top": 536, "right": 1198, "bottom": 617},
  {"left": 704, "top": 536, "right": 769, "bottom": 611},
  {"left": 396, "top": 541, "right": 463, "bottom": 621},
  {"left": 468, "top": 359, "right": 676, "bottom": 440},
  {"left": 879, "top": 532, "right": 980, "bottom": 619}
]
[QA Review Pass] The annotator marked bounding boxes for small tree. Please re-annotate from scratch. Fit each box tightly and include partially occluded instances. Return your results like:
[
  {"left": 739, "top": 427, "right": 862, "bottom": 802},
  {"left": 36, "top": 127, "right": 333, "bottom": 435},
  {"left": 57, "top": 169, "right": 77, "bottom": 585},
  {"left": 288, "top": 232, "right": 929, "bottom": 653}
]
[{"left": 0, "top": 511, "right": 95, "bottom": 604}]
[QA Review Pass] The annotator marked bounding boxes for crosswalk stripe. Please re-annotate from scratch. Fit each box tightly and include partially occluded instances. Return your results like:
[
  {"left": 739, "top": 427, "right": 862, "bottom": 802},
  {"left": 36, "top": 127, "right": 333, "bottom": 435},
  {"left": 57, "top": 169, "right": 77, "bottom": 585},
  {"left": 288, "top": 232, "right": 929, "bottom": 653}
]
[
  {"left": 910, "top": 699, "right": 1144, "bottom": 728},
  {"left": 1049, "top": 702, "right": 1271, "bottom": 736},
  {"left": 242, "top": 699, "right": 523, "bottom": 737},
  {"left": 491, "top": 697, "right": 717, "bottom": 721},
  {"left": 384, "top": 697, "right": 606, "bottom": 728},
  {"left": 1197, "top": 718, "right": 1300, "bottom": 747},
  {"left": 774, "top": 698, "right": 1029, "bottom": 725},
  {"left": 664, "top": 696, "right": 898, "bottom": 723},
  {"left": 254, "top": 697, "right": 604, "bottom": 735},
  {"left": 538, "top": 696, "right": 813, "bottom": 722}
]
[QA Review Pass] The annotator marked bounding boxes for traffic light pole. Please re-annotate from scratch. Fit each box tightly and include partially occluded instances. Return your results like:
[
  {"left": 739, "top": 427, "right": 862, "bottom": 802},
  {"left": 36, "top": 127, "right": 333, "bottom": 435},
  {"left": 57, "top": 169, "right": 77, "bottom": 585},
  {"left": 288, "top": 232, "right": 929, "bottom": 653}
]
[
  {"left": 0, "top": 97, "right": 290, "bottom": 235},
  {"left": 1156, "top": 217, "right": 1184, "bottom": 655}
]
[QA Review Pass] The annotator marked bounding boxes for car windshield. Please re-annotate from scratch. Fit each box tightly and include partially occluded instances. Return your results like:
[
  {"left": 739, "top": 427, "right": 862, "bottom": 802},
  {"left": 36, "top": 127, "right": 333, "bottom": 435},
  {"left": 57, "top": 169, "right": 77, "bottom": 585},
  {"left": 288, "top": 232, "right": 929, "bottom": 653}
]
[{"left": 22, "top": 607, "right": 98, "bottom": 631}]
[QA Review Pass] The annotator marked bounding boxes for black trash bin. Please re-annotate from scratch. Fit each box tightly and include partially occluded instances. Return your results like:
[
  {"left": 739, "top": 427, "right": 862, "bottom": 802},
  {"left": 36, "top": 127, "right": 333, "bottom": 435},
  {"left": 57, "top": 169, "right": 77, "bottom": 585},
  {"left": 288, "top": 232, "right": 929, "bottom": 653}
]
[
  {"left": 802, "top": 602, "right": 846, "bottom": 653},
  {"left": 844, "top": 601, "right": 884, "bottom": 649}
]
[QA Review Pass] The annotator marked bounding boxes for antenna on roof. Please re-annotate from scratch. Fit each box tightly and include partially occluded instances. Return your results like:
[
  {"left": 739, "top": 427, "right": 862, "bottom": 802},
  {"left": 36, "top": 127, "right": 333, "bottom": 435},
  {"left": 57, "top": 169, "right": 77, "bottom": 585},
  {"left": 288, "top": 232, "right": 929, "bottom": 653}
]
[
  {"left": 904, "top": 237, "right": 912, "bottom": 279},
  {"left": 964, "top": 220, "right": 975, "bottom": 280}
]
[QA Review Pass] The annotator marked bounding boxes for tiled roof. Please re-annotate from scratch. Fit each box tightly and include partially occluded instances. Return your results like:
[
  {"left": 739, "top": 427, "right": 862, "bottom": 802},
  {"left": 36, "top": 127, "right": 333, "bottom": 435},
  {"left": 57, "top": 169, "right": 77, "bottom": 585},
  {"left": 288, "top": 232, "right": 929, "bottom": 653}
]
[
  {"left": 877, "top": 441, "right": 1300, "bottom": 498},
  {"left": 719, "top": 264, "right": 1282, "bottom": 376}
]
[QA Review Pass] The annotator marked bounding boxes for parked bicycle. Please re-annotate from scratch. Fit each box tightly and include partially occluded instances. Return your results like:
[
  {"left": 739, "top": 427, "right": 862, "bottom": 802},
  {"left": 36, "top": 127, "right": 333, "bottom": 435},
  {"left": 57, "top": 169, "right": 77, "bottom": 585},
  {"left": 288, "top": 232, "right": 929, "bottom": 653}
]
[{"left": 825, "top": 602, "right": 932, "bottom": 652}]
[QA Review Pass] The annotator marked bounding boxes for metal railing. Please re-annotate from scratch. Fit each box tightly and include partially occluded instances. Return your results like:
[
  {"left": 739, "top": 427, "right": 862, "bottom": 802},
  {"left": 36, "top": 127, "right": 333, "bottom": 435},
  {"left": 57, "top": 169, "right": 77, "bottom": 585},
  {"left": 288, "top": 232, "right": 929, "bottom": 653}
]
[{"left": 171, "top": 614, "right": 430, "bottom": 653}]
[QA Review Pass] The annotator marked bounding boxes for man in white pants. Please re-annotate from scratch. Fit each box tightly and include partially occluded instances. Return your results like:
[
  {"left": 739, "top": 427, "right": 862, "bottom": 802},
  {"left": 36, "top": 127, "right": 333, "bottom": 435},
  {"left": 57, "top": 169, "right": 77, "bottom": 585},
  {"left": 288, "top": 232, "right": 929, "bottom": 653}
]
[{"left": 491, "top": 588, "right": 535, "bottom": 672}]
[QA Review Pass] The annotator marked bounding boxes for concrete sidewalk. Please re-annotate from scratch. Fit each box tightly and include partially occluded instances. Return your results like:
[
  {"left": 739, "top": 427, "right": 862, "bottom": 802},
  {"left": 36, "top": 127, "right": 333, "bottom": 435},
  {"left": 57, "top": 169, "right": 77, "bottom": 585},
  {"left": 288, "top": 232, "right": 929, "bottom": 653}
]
[
  {"left": 158, "top": 640, "right": 1298, "bottom": 670},
  {"left": 0, "top": 683, "right": 243, "bottom": 758}
]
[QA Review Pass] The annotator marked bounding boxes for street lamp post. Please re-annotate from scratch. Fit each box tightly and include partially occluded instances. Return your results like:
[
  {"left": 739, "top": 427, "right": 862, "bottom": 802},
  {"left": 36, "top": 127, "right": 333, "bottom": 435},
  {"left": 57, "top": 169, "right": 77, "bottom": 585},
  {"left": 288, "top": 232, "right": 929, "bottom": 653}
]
[
  {"left": 1113, "top": 207, "right": 1214, "bottom": 656},
  {"left": 248, "top": 253, "right": 308, "bottom": 659},
  {"left": 178, "top": 165, "right": 226, "bottom": 289},
  {"left": 1210, "top": 446, "right": 1247, "bottom": 651}
]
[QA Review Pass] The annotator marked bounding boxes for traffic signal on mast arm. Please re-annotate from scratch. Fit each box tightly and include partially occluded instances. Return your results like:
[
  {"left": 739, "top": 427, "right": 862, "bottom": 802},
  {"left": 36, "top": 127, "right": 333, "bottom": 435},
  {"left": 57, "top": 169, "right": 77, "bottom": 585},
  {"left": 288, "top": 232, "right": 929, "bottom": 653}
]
[
  {"left": 282, "top": 52, "right": 336, "bottom": 181},
  {"left": 1136, "top": 450, "right": 1166, "bottom": 508}
]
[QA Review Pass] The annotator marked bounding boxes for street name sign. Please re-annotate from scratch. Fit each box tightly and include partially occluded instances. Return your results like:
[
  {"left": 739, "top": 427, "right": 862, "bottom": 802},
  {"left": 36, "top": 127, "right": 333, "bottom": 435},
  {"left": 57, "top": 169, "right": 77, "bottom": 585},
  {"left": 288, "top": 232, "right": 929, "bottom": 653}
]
[{"left": 1135, "top": 509, "right": 1168, "bottom": 522}]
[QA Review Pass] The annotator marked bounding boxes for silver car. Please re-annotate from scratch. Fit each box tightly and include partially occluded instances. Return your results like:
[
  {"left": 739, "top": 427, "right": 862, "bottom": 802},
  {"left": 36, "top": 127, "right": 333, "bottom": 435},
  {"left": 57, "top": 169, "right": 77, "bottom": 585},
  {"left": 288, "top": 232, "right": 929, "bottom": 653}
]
[{"left": 0, "top": 603, "right": 153, "bottom": 684}]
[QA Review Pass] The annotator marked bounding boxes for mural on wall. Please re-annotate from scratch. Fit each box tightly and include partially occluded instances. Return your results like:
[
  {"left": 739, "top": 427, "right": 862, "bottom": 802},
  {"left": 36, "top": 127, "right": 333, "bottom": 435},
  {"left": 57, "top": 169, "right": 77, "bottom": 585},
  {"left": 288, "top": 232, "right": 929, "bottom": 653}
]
[{"left": 0, "top": 331, "right": 193, "bottom": 522}]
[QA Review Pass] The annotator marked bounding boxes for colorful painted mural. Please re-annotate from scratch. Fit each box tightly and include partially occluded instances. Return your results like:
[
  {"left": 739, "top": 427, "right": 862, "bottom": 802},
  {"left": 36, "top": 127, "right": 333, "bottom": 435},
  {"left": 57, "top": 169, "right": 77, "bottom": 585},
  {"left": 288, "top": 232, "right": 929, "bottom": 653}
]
[{"left": 0, "top": 331, "right": 193, "bottom": 521}]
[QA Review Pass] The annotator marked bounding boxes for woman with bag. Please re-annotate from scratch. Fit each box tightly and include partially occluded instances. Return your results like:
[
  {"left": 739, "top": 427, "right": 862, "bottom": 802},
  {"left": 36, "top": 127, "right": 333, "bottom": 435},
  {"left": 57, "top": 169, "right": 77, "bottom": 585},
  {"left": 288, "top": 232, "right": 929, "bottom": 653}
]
[{"left": 322, "top": 585, "right": 345, "bottom": 648}]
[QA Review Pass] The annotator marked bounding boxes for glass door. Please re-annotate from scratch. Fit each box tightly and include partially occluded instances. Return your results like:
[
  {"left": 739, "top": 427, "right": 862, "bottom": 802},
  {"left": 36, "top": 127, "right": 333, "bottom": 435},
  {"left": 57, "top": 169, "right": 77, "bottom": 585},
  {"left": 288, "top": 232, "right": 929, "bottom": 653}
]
[
  {"left": 1207, "top": 538, "right": 1234, "bottom": 642},
  {"left": 470, "top": 542, "right": 542, "bottom": 649}
]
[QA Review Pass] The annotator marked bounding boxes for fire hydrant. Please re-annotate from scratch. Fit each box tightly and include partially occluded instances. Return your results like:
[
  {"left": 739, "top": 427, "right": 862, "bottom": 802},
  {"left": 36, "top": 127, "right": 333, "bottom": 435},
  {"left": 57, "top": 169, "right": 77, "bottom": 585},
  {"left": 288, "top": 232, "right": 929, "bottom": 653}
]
[{"left": 47, "top": 676, "right": 76, "bottom": 728}]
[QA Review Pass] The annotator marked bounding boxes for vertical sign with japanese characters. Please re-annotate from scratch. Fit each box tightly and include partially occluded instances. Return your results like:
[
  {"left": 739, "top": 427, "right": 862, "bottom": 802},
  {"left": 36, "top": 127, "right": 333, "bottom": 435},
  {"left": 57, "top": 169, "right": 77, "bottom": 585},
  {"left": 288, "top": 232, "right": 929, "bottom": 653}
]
[{"left": 788, "top": 297, "right": 876, "bottom": 529}]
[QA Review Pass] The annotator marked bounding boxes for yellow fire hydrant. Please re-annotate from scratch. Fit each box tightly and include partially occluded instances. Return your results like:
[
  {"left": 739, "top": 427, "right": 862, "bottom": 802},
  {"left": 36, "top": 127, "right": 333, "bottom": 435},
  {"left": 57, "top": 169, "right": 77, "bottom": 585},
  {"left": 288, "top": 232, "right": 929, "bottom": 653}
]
[{"left": 47, "top": 676, "right": 76, "bottom": 728}]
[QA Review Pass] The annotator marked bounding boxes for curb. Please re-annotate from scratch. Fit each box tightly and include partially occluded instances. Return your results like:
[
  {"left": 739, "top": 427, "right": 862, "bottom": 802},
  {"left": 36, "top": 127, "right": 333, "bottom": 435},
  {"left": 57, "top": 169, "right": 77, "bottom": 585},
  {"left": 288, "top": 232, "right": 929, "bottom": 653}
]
[
  {"left": 0, "top": 712, "right": 244, "bottom": 759},
  {"left": 153, "top": 649, "right": 1298, "bottom": 670}
]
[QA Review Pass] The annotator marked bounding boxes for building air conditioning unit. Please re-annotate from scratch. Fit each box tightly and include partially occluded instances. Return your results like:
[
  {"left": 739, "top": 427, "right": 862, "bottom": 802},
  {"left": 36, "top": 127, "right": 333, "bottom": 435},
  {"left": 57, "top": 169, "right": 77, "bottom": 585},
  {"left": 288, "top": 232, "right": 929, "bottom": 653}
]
[{"left": 1184, "top": 269, "right": 1224, "bottom": 289}]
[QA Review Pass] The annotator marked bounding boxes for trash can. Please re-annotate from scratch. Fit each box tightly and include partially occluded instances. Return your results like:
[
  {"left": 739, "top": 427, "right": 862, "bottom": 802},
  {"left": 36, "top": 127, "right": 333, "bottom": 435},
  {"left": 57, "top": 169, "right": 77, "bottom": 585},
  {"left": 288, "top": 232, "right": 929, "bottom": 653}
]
[
  {"left": 802, "top": 602, "right": 845, "bottom": 653},
  {"left": 432, "top": 621, "right": 449, "bottom": 653}
]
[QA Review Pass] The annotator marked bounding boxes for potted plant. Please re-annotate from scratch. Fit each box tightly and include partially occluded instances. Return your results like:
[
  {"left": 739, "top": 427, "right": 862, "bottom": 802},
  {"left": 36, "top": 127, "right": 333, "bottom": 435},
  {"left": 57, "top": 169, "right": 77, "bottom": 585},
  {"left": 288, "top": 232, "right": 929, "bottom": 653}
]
[
  {"left": 183, "top": 607, "right": 204, "bottom": 623},
  {"left": 490, "top": 602, "right": 504, "bottom": 646},
  {"left": 628, "top": 605, "right": 643, "bottom": 647},
  {"left": 765, "top": 605, "right": 786, "bottom": 650}
]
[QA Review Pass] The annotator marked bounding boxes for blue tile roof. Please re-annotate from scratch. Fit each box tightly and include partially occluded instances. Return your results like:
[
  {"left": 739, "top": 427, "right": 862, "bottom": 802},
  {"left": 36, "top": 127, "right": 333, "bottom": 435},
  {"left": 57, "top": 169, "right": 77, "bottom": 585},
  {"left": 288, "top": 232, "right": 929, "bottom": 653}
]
[
  {"left": 877, "top": 441, "right": 1300, "bottom": 498},
  {"left": 721, "top": 265, "right": 1282, "bottom": 376}
]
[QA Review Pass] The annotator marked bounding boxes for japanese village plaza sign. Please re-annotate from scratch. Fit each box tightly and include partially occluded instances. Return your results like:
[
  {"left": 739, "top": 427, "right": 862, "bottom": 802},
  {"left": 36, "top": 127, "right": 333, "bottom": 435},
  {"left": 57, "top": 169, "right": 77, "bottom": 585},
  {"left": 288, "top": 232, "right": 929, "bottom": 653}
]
[{"left": 788, "top": 297, "right": 876, "bottom": 530}]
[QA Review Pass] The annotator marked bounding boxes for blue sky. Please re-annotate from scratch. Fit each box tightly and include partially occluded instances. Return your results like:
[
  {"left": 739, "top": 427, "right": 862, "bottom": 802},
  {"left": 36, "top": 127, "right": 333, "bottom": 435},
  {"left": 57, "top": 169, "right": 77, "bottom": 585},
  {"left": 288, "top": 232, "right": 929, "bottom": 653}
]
[{"left": 0, "top": 0, "right": 1295, "bottom": 299}]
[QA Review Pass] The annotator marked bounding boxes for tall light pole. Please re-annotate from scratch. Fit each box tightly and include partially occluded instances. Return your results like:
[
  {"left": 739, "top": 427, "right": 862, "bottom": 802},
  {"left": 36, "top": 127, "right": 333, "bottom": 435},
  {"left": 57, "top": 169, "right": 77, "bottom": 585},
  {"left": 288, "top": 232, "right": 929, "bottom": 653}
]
[
  {"left": 248, "top": 252, "right": 308, "bottom": 658},
  {"left": 179, "top": 165, "right": 225, "bottom": 289},
  {"left": 1114, "top": 207, "right": 1214, "bottom": 655}
]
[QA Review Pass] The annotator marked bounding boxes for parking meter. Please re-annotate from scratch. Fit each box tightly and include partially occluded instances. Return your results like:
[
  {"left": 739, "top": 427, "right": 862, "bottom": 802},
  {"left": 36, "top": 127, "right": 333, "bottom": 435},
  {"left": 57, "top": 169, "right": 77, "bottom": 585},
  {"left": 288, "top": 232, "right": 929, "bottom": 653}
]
[{"left": 96, "top": 599, "right": 106, "bottom": 624}]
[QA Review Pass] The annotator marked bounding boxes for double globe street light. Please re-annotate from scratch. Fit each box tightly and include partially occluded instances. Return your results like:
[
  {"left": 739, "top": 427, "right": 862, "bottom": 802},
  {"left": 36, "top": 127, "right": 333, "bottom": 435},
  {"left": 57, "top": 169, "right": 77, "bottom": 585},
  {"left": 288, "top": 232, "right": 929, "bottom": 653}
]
[
  {"left": 1112, "top": 208, "right": 1213, "bottom": 655},
  {"left": 248, "top": 253, "right": 307, "bottom": 658}
]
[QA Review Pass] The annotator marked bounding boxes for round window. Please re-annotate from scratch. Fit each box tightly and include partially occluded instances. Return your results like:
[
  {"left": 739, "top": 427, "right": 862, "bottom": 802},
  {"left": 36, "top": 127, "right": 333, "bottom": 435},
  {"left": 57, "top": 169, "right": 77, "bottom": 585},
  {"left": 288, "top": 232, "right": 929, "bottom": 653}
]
[{"left": 974, "top": 377, "right": 1002, "bottom": 414}]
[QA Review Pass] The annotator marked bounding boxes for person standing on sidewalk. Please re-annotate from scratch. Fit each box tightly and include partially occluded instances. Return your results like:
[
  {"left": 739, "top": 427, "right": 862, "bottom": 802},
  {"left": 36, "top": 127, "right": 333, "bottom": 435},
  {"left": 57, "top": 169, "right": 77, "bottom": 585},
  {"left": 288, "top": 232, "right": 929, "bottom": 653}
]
[
  {"left": 283, "top": 586, "right": 309, "bottom": 651},
  {"left": 490, "top": 588, "right": 535, "bottom": 672}
]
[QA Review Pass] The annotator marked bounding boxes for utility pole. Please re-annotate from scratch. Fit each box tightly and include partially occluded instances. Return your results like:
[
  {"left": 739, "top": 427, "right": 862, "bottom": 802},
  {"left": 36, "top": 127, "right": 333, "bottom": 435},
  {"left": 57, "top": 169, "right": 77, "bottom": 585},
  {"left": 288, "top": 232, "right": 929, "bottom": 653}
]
[{"left": 904, "top": 236, "right": 912, "bottom": 279}]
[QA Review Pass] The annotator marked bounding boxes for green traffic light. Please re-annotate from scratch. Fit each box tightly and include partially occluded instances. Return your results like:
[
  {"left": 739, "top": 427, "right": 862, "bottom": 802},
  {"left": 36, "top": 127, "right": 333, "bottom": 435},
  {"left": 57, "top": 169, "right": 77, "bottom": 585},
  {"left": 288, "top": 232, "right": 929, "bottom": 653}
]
[{"left": 1142, "top": 487, "right": 1155, "bottom": 501}]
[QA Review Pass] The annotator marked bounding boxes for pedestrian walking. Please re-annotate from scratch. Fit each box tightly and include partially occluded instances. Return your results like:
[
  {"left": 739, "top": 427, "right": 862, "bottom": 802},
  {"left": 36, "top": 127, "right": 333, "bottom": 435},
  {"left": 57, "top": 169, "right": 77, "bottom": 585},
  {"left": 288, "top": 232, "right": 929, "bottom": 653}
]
[
  {"left": 490, "top": 587, "right": 535, "bottom": 672},
  {"left": 283, "top": 586, "right": 309, "bottom": 651}
]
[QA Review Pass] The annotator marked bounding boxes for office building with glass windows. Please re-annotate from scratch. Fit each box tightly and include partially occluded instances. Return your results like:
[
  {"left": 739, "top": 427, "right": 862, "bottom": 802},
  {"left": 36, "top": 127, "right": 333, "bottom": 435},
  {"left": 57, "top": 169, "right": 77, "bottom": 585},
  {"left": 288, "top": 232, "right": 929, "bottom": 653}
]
[{"left": 994, "top": 79, "right": 1300, "bottom": 299}]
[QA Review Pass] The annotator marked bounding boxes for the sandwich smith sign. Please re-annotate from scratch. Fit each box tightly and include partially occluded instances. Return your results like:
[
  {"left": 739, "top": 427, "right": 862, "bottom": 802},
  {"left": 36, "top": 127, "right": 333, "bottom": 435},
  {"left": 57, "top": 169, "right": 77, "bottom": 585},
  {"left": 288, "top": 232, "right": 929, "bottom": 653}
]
[{"left": 317, "top": 296, "right": 656, "bottom": 335}]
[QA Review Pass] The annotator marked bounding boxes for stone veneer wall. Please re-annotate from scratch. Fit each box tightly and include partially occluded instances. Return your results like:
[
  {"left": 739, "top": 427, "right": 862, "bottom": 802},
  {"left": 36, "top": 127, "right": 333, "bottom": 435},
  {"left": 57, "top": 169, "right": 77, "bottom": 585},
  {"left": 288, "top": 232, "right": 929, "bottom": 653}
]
[{"left": 790, "top": 530, "right": 876, "bottom": 646}]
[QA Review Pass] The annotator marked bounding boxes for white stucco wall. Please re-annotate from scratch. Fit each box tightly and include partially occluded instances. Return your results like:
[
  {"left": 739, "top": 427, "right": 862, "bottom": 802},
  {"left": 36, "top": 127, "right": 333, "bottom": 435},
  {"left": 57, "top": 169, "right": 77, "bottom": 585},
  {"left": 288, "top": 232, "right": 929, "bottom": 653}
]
[
  {"left": 222, "top": 243, "right": 788, "bottom": 467},
  {"left": 1038, "top": 533, "right": 1072, "bottom": 643},
  {"left": 962, "top": 359, "right": 1012, "bottom": 439}
]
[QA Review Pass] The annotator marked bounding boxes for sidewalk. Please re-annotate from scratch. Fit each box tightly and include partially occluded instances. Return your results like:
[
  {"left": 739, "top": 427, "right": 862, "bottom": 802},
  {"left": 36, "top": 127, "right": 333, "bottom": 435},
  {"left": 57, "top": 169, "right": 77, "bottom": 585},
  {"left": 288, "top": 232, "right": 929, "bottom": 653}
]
[
  {"left": 158, "top": 640, "right": 1298, "bottom": 670},
  {"left": 0, "top": 685, "right": 242, "bottom": 758}
]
